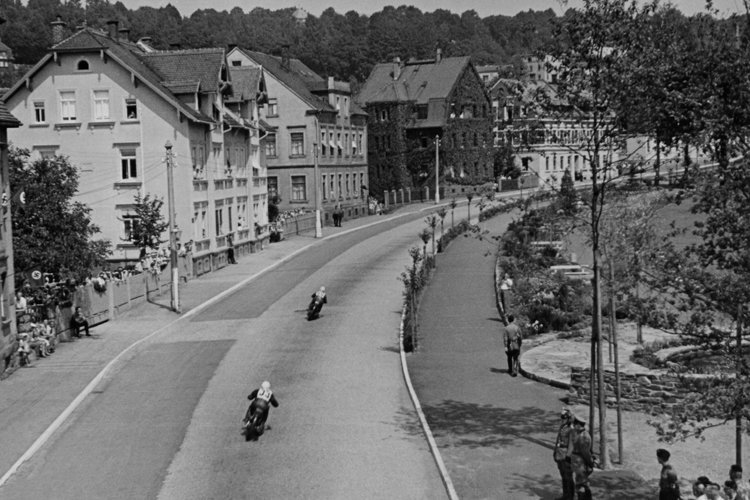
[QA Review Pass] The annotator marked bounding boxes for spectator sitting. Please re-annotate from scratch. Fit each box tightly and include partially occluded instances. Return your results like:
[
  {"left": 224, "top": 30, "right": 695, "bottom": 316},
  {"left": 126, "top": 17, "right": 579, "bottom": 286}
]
[
  {"left": 40, "top": 319, "right": 56, "bottom": 353},
  {"left": 29, "top": 327, "right": 50, "bottom": 357},
  {"left": 17, "top": 333, "right": 31, "bottom": 366},
  {"left": 15, "top": 290, "right": 27, "bottom": 315},
  {"left": 70, "top": 306, "right": 90, "bottom": 337}
]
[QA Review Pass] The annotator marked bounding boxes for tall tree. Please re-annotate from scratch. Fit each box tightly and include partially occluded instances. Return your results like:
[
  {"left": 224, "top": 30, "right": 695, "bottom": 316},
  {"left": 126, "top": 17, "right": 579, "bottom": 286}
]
[
  {"left": 9, "top": 149, "right": 111, "bottom": 282},
  {"left": 542, "top": 0, "right": 661, "bottom": 469},
  {"left": 129, "top": 192, "right": 168, "bottom": 253}
]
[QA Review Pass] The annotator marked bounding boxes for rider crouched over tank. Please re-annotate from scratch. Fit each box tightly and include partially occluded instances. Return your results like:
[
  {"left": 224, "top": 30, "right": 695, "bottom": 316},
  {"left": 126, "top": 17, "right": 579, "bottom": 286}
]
[{"left": 243, "top": 381, "right": 279, "bottom": 433}]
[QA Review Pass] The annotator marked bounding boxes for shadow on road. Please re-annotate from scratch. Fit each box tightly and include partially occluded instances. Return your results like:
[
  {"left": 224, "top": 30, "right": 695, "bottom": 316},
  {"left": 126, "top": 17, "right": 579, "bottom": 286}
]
[{"left": 419, "top": 400, "right": 559, "bottom": 449}]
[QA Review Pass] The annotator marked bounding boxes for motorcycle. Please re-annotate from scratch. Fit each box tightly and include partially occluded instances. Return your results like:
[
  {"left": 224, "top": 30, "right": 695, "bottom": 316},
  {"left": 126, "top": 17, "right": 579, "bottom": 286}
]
[
  {"left": 242, "top": 406, "right": 266, "bottom": 441},
  {"left": 307, "top": 294, "right": 325, "bottom": 320}
]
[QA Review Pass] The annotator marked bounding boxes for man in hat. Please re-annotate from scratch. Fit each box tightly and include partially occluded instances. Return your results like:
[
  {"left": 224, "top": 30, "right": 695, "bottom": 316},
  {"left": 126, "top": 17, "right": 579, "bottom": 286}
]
[
  {"left": 553, "top": 407, "right": 575, "bottom": 500},
  {"left": 657, "top": 448, "right": 681, "bottom": 500},
  {"left": 569, "top": 413, "right": 593, "bottom": 500}
]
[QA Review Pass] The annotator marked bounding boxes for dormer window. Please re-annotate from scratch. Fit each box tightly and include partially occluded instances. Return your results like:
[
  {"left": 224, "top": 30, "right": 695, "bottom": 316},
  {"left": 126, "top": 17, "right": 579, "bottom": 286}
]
[{"left": 76, "top": 59, "right": 90, "bottom": 71}]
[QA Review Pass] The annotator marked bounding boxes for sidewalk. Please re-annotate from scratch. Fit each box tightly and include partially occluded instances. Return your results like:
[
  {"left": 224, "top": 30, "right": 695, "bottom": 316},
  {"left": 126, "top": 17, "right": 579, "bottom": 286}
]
[{"left": 0, "top": 202, "right": 439, "bottom": 485}]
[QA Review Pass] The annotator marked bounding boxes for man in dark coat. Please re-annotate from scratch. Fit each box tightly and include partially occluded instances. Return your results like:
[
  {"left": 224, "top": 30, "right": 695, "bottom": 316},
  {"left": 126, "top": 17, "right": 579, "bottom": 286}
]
[
  {"left": 554, "top": 408, "right": 575, "bottom": 500},
  {"left": 503, "top": 314, "right": 522, "bottom": 376}
]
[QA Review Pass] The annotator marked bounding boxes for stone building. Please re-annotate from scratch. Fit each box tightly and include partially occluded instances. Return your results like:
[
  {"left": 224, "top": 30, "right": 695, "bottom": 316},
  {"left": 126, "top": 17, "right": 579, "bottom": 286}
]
[{"left": 356, "top": 50, "right": 495, "bottom": 198}]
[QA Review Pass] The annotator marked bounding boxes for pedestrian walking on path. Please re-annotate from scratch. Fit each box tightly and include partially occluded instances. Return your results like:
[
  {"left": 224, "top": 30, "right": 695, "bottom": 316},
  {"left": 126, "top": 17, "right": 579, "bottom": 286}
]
[
  {"left": 503, "top": 314, "right": 522, "bottom": 376},
  {"left": 554, "top": 407, "right": 575, "bottom": 500}
]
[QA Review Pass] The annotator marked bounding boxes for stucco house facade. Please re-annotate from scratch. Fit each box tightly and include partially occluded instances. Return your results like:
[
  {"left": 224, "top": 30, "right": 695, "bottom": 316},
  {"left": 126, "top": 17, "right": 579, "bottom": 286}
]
[
  {"left": 227, "top": 46, "right": 369, "bottom": 224},
  {"left": 3, "top": 21, "right": 269, "bottom": 275},
  {"left": 355, "top": 51, "right": 495, "bottom": 198},
  {"left": 0, "top": 101, "right": 20, "bottom": 366}
]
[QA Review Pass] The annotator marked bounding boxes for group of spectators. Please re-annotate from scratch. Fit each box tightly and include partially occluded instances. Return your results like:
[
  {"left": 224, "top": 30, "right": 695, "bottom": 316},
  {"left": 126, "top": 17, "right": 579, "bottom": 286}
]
[
  {"left": 658, "top": 449, "right": 749, "bottom": 500},
  {"left": 16, "top": 319, "right": 56, "bottom": 365}
]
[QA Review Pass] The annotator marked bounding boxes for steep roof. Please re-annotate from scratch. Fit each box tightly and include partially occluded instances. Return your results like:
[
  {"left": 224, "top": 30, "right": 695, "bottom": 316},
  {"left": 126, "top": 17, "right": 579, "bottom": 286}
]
[
  {"left": 0, "top": 101, "right": 20, "bottom": 127},
  {"left": 141, "top": 48, "right": 226, "bottom": 93},
  {"left": 226, "top": 66, "right": 264, "bottom": 103},
  {"left": 236, "top": 48, "right": 335, "bottom": 113},
  {"left": 3, "top": 28, "right": 220, "bottom": 124},
  {"left": 356, "top": 56, "right": 473, "bottom": 106}
]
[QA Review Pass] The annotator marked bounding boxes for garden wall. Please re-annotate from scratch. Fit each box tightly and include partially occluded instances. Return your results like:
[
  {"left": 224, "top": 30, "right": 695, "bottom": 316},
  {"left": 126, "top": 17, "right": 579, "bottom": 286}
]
[{"left": 568, "top": 366, "right": 719, "bottom": 415}]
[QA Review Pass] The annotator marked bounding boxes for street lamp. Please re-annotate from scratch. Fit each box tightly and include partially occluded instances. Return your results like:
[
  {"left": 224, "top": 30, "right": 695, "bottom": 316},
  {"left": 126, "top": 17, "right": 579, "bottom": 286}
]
[
  {"left": 313, "top": 117, "right": 322, "bottom": 238},
  {"left": 164, "top": 140, "right": 180, "bottom": 313}
]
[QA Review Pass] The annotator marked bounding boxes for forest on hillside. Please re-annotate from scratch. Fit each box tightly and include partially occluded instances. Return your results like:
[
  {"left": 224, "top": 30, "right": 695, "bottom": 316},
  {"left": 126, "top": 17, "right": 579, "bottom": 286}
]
[{"left": 0, "top": 0, "right": 727, "bottom": 85}]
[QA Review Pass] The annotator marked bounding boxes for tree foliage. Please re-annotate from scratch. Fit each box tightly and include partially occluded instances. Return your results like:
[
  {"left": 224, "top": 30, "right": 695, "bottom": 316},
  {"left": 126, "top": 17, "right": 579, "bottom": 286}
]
[
  {"left": 9, "top": 148, "right": 111, "bottom": 282},
  {"left": 130, "top": 192, "right": 168, "bottom": 252}
]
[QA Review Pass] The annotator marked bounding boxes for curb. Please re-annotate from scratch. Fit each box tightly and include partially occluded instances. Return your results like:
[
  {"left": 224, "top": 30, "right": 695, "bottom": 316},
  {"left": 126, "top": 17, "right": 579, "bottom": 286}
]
[{"left": 398, "top": 304, "right": 459, "bottom": 500}]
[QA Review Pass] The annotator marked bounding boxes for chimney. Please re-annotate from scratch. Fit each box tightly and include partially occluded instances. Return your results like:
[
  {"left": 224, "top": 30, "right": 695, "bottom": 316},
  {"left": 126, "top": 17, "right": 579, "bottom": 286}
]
[
  {"left": 392, "top": 57, "right": 401, "bottom": 80},
  {"left": 281, "top": 44, "right": 290, "bottom": 70},
  {"left": 118, "top": 27, "right": 130, "bottom": 42},
  {"left": 51, "top": 15, "right": 67, "bottom": 45},
  {"left": 106, "top": 19, "right": 118, "bottom": 39},
  {"left": 436, "top": 48, "right": 442, "bottom": 63}
]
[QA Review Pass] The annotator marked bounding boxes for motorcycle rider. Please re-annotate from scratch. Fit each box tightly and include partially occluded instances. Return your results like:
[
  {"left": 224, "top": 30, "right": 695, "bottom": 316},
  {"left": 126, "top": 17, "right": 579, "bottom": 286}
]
[
  {"left": 243, "top": 381, "right": 279, "bottom": 430},
  {"left": 308, "top": 286, "right": 327, "bottom": 316}
]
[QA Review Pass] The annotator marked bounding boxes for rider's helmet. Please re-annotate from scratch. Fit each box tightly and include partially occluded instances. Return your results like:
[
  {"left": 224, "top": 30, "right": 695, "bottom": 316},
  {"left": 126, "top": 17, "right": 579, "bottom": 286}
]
[
  {"left": 261, "top": 381, "right": 271, "bottom": 391},
  {"left": 319, "top": 286, "right": 326, "bottom": 293}
]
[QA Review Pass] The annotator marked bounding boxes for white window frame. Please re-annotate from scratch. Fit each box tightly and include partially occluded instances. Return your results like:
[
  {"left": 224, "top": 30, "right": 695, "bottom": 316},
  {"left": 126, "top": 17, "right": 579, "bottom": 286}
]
[
  {"left": 92, "top": 89, "right": 111, "bottom": 121},
  {"left": 267, "top": 98, "right": 278, "bottom": 117},
  {"left": 33, "top": 100, "right": 46, "bottom": 123},
  {"left": 290, "top": 132, "right": 304, "bottom": 157},
  {"left": 59, "top": 90, "right": 77, "bottom": 122},
  {"left": 120, "top": 148, "right": 138, "bottom": 180},
  {"left": 265, "top": 133, "right": 277, "bottom": 157},
  {"left": 124, "top": 98, "right": 138, "bottom": 120},
  {"left": 291, "top": 175, "right": 306, "bottom": 201}
]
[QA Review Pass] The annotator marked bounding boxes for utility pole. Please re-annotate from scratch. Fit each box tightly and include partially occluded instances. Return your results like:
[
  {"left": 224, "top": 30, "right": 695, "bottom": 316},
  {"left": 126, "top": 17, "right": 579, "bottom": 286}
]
[
  {"left": 165, "top": 141, "right": 180, "bottom": 313},
  {"left": 435, "top": 134, "right": 440, "bottom": 204},
  {"left": 314, "top": 117, "right": 322, "bottom": 238}
]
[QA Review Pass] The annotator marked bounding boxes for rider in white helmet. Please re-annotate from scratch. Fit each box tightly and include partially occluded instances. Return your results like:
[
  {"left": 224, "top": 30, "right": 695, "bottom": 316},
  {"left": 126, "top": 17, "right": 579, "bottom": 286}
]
[
  {"left": 244, "top": 380, "right": 279, "bottom": 428},
  {"left": 308, "top": 286, "right": 327, "bottom": 317}
]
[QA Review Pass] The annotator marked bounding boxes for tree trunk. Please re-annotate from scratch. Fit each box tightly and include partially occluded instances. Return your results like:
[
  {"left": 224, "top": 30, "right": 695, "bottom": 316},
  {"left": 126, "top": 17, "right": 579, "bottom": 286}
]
[
  {"left": 593, "top": 255, "right": 608, "bottom": 469},
  {"left": 610, "top": 260, "right": 623, "bottom": 464},
  {"left": 737, "top": 303, "right": 743, "bottom": 468}
]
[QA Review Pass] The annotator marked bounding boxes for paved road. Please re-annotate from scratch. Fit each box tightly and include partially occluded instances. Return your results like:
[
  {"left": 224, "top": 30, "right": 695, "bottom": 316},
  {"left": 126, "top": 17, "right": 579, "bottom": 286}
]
[{"left": 0, "top": 212, "right": 448, "bottom": 499}]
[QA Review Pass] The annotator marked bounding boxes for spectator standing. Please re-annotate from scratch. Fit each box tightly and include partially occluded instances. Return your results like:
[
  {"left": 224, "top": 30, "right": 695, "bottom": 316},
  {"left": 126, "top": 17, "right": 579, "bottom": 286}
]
[
  {"left": 725, "top": 481, "right": 740, "bottom": 500},
  {"left": 17, "top": 333, "right": 31, "bottom": 366},
  {"left": 502, "top": 314, "right": 522, "bottom": 377},
  {"left": 569, "top": 414, "right": 593, "bottom": 500},
  {"left": 730, "top": 465, "right": 750, "bottom": 500},
  {"left": 226, "top": 233, "right": 237, "bottom": 264},
  {"left": 656, "top": 448, "right": 681, "bottom": 500},
  {"left": 499, "top": 273, "right": 513, "bottom": 313},
  {"left": 553, "top": 407, "right": 574, "bottom": 500},
  {"left": 70, "top": 306, "right": 90, "bottom": 337}
]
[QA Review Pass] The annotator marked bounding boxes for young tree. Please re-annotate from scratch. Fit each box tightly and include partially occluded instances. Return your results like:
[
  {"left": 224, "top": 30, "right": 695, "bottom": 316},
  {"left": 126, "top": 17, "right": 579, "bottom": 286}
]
[
  {"left": 130, "top": 192, "right": 168, "bottom": 253},
  {"left": 543, "top": 0, "right": 660, "bottom": 468},
  {"left": 9, "top": 149, "right": 111, "bottom": 282}
]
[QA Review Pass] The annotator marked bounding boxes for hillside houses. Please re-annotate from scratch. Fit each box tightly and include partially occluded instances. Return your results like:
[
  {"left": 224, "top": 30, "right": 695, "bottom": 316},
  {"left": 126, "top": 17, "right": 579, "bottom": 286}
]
[
  {"left": 3, "top": 20, "right": 270, "bottom": 275},
  {"left": 355, "top": 51, "right": 494, "bottom": 197}
]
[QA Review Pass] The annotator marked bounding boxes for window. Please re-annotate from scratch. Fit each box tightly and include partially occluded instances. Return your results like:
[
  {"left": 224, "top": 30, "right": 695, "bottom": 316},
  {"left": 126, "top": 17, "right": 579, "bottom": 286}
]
[
  {"left": 329, "top": 175, "right": 335, "bottom": 200},
  {"left": 337, "top": 174, "right": 343, "bottom": 198},
  {"left": 120, "top": 148, "right": 138, "bottom": 179},
  {"left": 122, "top": 215, "right": 139, "bottom": 242},
  {"left": 291, "top": 175, "right": 306, "bottom": 201},
  {"left": 33, "top": 101, "right": 46, "bottom": 123},
  {"left": 59, "top": 91, "right": 76, "bottom": 121},
  {"left": 357, "top": 132, "right": 363, "bottom": 155},
  {"left": 345, "top": 174, "right": 350, "bottom": 197},
  {"left": 194, "top": 204, "right": 208, "bottom": 239},
  {"left": 265, "top": 133, "right": 277, "bottom": 157},
  {"left": 290, "top": 132, "right": 304, "bottom": 156},
  {"left": 125, "top": 98, "right": 138, "bottom": 119},
  {"left": 267, "top": 176, "right": 278, "bottom": 200},
  {"left": 215, "top": 206, "right": 224, "bottom": 236},
  {"left": 76, "top": 59, "right": 90, "bottom": 71},
  {"left": 336, "top": 133, "right": 342, "bottom": 156},
  {"left": 93, "top": 90, "right": 110, "bottom": 121},
  {"left": 322, "top": 174, "right": 328, "bottom": 200},
  {"left": 231, "top": 60, "right": 241, "bottom": 67},
  {"left": 343, "top": 97, "right": 349, "bottom": 117},
  {"left": 267, "top": 98, "right": 278, "bottom": 117},
  {"left": 321, "top": 131, "right": 327, "bottom": 156},
  {"left": 416, "top": 105, "right": 428, "bottom": 120},
  {"left": 344, "top": 133, "right": 349, "bottom": 156}
]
